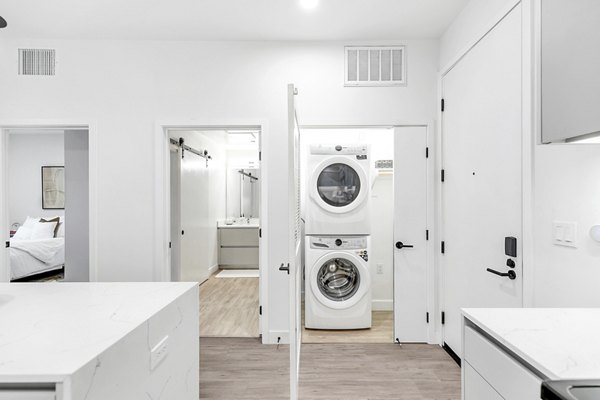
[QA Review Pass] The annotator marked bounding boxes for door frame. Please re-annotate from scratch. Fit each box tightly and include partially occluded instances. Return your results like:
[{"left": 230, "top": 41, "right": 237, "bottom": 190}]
[
  {"left": 299, "top": 123, "right": 438, "bottom": 344},
  {"left": 438, "top": 0, "right": 536, "bottom": 346},
  {"left": 154, "top": 119, "right": 269, "bottom": 340},
  {"left": 0, "top": 119, "right": 99, "bottom": 282}
]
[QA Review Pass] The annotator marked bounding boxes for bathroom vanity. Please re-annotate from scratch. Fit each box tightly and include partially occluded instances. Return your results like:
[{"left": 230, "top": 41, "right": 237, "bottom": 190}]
[
  {"left": 0, "top": 282, "right": 199, "bottom": 400},
  {"left": 218, "top": 219, "right": 259, "bottom": 269},
  {"left": 462, "top": 308, "right": 600, "bottom": 400}
]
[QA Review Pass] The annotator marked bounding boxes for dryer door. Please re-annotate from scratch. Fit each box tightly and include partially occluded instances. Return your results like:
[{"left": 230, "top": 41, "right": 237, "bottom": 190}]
[
  {"left": 310, "top": 156, "right": 368, "bottom": 214},
  {"left": 310, "top": 251, "right": 370, "bottom": 310}
]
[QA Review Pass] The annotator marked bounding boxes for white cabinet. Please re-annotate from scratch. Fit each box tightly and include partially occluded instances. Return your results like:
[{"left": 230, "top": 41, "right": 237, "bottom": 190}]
[
  {"left": 0, "top": 389, "right": 56, "bottom": 400},
  {"left": 218, "top": 227, "right": 259, "bottom": 268},
  {"left": 463, "top": 323, "right": 543, "bottom": 400}
]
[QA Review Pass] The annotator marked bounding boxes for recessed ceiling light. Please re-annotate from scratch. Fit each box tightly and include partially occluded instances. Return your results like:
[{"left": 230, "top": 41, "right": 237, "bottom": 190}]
[
  {"left": 299, "top": 0, "right": 319, "bottom": 11},
  {"left": 0, "top": 16, "right": 7, "bottom": 29}
]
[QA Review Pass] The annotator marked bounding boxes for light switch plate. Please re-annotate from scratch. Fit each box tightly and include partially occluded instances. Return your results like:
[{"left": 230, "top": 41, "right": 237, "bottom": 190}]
[
  {"left": 150, "top": 335, "right": 169, "bottom": 370},
  {"left": 553, "top": 221, "right": 578, "bottom": 248}
]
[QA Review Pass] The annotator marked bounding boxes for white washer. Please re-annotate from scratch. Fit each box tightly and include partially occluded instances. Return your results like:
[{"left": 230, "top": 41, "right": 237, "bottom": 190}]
[
  {"left": 305, "top": 235, "right": 372, "bottom": 330},
  {"left": 305, "top": 144, "right": 371, "bottom": 236}
]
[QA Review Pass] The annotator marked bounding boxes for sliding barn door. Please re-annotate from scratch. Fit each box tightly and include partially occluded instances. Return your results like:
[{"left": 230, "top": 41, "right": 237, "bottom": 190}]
[{"left": 441, "top": 4, "right": 523, "bottom": 356}]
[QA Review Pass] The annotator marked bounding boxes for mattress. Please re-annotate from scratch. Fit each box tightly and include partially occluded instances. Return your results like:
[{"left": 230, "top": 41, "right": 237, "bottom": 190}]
[{"left": 10, "top": 238, "right": 65, "bottom": 280}]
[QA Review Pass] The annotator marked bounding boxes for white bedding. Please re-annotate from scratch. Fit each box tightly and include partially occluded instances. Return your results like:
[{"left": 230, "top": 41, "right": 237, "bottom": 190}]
[{"left": 10, "top": 238, "right": 65, "bottom": 280}]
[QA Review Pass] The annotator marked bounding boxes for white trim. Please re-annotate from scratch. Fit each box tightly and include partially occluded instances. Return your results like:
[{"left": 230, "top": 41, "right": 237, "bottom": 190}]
[
  {"left": 207, "top": 263, "right": 219, "bottom": 277},
  {"left": 154, "top": 119, "right": 270, "bottom": 343},
  {"left": 372, "top": 299, "right": 393, "bottom": 311},
  {"left": 0, "top": 119, "right": 98, "bottom": 283},
  {"left": 440, "top": 0, "right": 522, "bottom": 77}
]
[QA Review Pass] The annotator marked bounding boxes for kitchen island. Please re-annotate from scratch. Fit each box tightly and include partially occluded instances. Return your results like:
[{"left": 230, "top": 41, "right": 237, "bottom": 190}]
[
  {"left": 462, "top": 308, "right": 600, "bottom": 400},
  {"left": 0, "top": 282, "right": 199, "bottom": 399}
]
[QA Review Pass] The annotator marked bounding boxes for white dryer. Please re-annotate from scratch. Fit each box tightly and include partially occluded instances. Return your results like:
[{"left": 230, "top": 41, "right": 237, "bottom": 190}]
[
  {"left": 305, "top": 235, "right": 371, "bottom": 330},
  {"left": 305, "top": 144, "right": 371, "bottom": 236}
]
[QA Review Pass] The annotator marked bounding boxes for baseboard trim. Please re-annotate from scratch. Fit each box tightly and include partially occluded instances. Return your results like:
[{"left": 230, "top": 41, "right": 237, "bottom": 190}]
[
  {"left": 372, "top": 299, "right": 393, "bottom": 311},
  {"left": 208, "top": 264, "right": 219, "bottom": 276}
]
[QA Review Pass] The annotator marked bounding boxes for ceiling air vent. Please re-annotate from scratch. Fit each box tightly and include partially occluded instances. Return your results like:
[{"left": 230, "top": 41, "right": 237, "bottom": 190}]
[
  {"left": 18, "top": 49, "right": 56, "bottom": 76},
  {"left": 345, "top": 46, "right": 405, "bottom": 87}
]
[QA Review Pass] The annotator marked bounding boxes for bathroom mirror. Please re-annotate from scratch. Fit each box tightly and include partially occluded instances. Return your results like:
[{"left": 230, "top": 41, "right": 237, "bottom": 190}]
[{"left": 541, "top": 0, "right": 600, "bottom": 144}]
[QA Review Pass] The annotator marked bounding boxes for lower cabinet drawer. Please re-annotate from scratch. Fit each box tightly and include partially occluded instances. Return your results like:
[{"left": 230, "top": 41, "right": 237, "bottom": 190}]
[
  {"left": 219, "top": 247, "right": 259, "bottom": 266},
  {"left": 464, "top": 362, "right": 503, "bottom": 400},
  {"left": 0, "top": 389, "right": 56, "bottom": 399},
  {"left": 464, "top": 325, "right": 542, "bottom": 400}
]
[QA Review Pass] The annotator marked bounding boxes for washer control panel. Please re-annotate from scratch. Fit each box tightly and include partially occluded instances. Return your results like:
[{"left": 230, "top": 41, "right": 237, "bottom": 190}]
[
  {"left": 310, "top": 144, "right": 368, "bottom": 156},
  {"left": 310, "top": 236, "right": 368, "bottom": 250}
]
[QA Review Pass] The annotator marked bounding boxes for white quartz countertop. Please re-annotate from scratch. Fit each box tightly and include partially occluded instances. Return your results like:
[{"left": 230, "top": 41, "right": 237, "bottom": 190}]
[
  {"left": 217, "top": 219, "right": 259, "bottom": 228},
  {"left": 463, "top": 308, "right": 600, "bottom": 380},
  {"left": 0, "top": 282, "right": 197, "bottom": 382}
]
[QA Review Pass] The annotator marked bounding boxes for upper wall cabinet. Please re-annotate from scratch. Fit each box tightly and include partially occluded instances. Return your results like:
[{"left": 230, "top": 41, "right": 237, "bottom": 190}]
[{"left": 542, "top": 0, "right": 600, "bottom": 144}]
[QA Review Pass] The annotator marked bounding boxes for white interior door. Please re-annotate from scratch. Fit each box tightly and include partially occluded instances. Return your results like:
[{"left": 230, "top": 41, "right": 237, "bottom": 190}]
[
  {"left": 179, "top": 149, "right": 210, "bottom": 284},
  {"left": 288, "top": 84, "right": 302, "bottom": 400},
  {"left": 441, "top": 4, "right": 523, "bottom": 357},
  {"left": 170, "top": 147, "right": 181, "bottom": 281},
  {"left": 393, "top": 126, "right": 429, "bottom": 343}
]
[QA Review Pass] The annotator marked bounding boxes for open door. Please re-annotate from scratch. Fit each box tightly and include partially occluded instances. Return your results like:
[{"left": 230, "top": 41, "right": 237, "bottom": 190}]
[
  {"left": 288, "top": 84, "right": 302, "bottom": 400},
  {"left": 393, "top": 126, "right": 429, "bottom": 343}
]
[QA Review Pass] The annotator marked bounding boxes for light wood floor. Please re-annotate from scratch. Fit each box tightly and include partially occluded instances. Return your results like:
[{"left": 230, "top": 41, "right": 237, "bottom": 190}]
[
  {"left": 200, "top": 338, "right": 461, "bottom": 400},
  {"left": 302, "top": 310, "right": 394, "bottom": 344},
  {"left": 199, "top": 275, "right": 259, "bottom": 337}
]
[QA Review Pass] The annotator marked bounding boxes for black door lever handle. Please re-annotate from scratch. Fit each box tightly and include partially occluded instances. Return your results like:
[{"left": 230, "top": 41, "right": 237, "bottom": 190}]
[
  {"left": 486, "top": 268, "right": 516, "bottom": 280},
  {"left": 278, "top": 263, "right": 290, "bottom": 275},
  {"left": 395, "top": 241, "right": 414, "bottom": 249}
]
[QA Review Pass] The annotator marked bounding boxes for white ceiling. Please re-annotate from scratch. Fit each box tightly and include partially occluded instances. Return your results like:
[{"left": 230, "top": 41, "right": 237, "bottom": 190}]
[{"left": 0, "top": 0, "right": 469, "bottom": 41}]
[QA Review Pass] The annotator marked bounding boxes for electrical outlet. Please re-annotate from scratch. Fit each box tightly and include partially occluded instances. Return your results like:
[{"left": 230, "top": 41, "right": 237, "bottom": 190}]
[
  {"left": 150, "top": 336, "right": 169, "bottom": 370},
  {"left": 376, "top": 263, "right": 383, "bottom": 274}
]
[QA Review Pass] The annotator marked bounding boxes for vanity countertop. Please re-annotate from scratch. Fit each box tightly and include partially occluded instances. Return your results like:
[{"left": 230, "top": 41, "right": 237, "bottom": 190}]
[
  {"left": 0, "top": 282, "right": 197, "bottom": 383},
  {"left": 217, "top": 219, "right": 259, "bottom": 228},
  {"left": 463, "top": 308, "right": 600, "bottom": 381}
]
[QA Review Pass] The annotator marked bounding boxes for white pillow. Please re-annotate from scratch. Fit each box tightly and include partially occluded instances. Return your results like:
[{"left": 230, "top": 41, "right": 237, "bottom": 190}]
[
  {"left": 30, "top": 221, "right": 58, "bottom": 240},
  {"left": 12, "top": 226, "right": 32, "bottom": 240},
  {"left": 22, "top": 216, "right": 40, "bottom": 229},
  {"left": 56, "top": 221, "right": 65, "bottom": 238}
]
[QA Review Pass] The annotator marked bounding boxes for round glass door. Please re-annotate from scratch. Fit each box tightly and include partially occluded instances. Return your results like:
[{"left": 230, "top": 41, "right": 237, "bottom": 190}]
[
  {"left": 316, "top": 163, "right": 361, "bottom": 207},
  {"left": 316, "top": 257, "right": 361, "bottom": 301}
]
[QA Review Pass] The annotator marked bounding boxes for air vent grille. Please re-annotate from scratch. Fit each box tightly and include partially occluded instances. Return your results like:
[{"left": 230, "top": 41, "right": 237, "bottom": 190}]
[
  {"left": 18, "top": 49, "right": 56, "bottom": 76},
  {"left": 345, "top": 46, "right": 405, "bottom": 87}
]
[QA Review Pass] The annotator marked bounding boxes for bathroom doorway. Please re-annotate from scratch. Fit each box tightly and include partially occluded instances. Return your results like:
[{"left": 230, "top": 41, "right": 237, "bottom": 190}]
[{"left": 167, "top": 127, "right": 262, "bottom": 338}]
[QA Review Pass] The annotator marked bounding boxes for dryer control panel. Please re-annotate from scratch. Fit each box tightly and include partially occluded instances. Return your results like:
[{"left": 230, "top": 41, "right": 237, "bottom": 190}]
[
  {"left": 310, "top": 144, "right": 368, "bottom": 157},
  {"left": 310, "top": 236, "right": 368, "bottom": 250}
]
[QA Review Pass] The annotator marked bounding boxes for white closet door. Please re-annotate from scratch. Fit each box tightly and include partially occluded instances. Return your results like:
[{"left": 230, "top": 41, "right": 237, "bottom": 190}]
[
  {"left": 393, "top": 126, "right": 429, "bottom": 343},
  {"left": 288, "top": 84, "right": 302, "bottom": 400},
  {"left": 441, "top": 4, "right": 523, "bottom": 357},
  {"left": 180, "top": 150, "right": 210, "bottom": 284},
  {"left": 170, "top": 148, "right": 181, "bottom": 281}
]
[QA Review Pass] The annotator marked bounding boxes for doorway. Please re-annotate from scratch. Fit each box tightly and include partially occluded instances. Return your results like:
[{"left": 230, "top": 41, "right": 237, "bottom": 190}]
[
  {"left": 299, "top": 126, "right": 433, "bottom": 345},
  {"left": 0, "top": 126, "right": 91, "bottom": 283},
  {"left": 166, "top": 127, "right": 263, "bottom": 338}
]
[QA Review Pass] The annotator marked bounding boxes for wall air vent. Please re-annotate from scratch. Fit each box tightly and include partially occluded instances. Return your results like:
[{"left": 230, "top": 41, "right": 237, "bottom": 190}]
[
  {"left": 345, "top": 46, "right": 405, "bottom": 87},
  {"left": 18, "top": 49, "right": 56, "bottom": 76}
]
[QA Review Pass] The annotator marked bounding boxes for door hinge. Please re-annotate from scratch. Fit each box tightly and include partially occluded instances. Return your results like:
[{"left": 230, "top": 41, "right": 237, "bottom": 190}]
[
  {"left": 426, "top": 230, "right": 429, "bottom": 241},
  {"left": 426, "top": 147, "right": 429, "bottom": 158},
  {"left": 441, "top": 311, "right": 446, "bottom": 325},
  {"left": 259, "top": 306, "right": 262, "bottom": 315},
  {"left": 441, "top": 98, "right": 445, "bottom": 112},
  {"left": 259, "top": 151, "right": 262, "bottom": 161},
  {"left": 5, "top": 241, "right": 9, "bottom": 248},
  {"left": 441, "top": 169, "right": 445, "bottom": 182},
  {"left": 426, "top": 312, "right": 430, "bottom": 324},
  {"left": 169, "top": 242, "right": 172, "bottom": 249},
  {"left": 441, "top": 241, "right": 445, "bottom": 254},
  {"left": 259, "top": 228, "right": 262, "bottom": 238}
]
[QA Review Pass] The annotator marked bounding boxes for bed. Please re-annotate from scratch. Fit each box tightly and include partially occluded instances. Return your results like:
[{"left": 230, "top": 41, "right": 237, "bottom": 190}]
[{"left": 10, "top": 217, "right": 65, "bottom": 281}]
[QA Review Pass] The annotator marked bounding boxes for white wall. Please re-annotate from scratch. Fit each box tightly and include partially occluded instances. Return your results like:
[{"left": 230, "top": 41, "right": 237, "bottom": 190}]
[
  {"left": 0, "top": 38, "right": 439, "bottom": 341},
  {"left": 440, "top": 0, "right": 600, "bottom": 307},
  {"left": 64, "top": 129, "right": 90, "bottom": 282},
  {"left": 8, "top": 132, "right": 65, "bottom": 226},
  {"left": 300, "top": 128, "right": 395, "bottom": 310}
]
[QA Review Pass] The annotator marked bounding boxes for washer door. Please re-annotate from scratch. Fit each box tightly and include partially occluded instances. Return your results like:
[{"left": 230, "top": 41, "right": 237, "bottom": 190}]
[
  {"left": 309, "top": 251, "right": 370, "bottom": 310},
  {"left": 310, "top": 156, "right": 368, "bottom": 214}
]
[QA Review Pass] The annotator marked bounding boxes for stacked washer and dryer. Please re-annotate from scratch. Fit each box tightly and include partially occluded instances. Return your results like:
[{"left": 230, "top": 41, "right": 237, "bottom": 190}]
[{"left": 305, "top": 144, "right": 372, "bottom": 330}]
